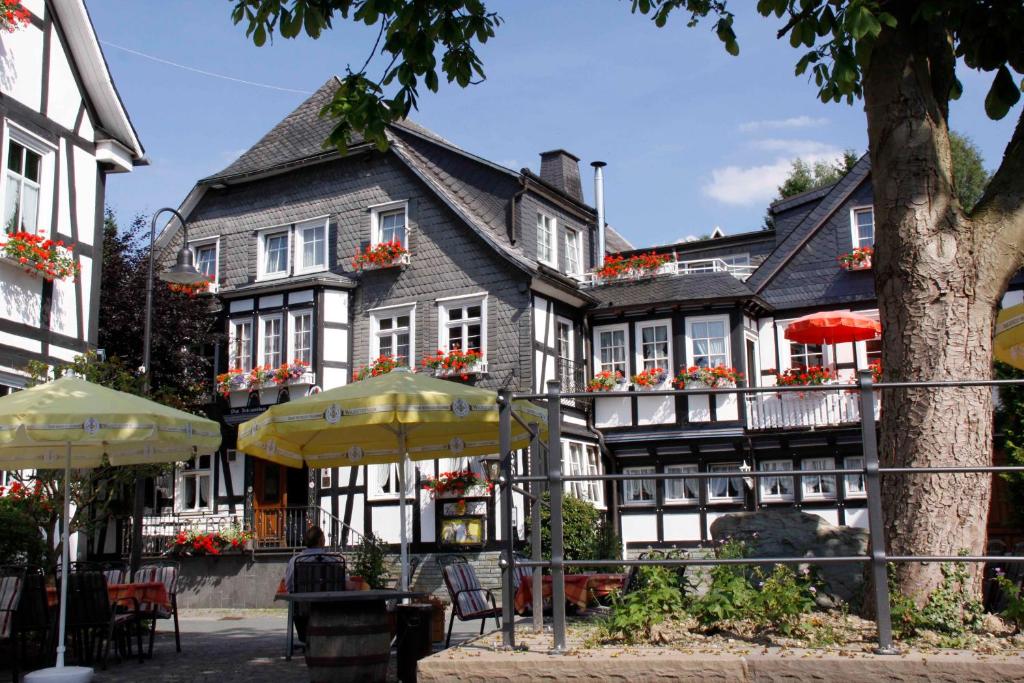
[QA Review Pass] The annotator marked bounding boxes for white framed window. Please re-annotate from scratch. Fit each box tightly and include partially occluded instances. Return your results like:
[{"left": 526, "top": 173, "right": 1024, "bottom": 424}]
[
  {"left": 438, "top": 293, "right": 486, "bottom": 354},
  {"left": 295, "top": 217, "right": 328, "bottom": 274},
  {"left": 259, "top": 315, "right": 283, "bottom": 368},
  {"left": 370, "top": 303, "right": 414, "bottom": 365},
  {"left": 758, "top": 459, "right": 794, "bottom": 502},
  {"left": 563, "top": 441, "right": 604, "bottom": 506},
  {"left": 179, "top": 454, "right": 212, "bottom": 512},
  {"left": 594, "top": 323, "right": 628, "bottom": 377},
  {"left": 3, "top": 130, "right": 50, "bottom": 235},
  {"left": 844, "top": 456, "right": 866, "bottom": 498},
  {"left": 320, "top": 468, "right": 332, "bottom": 489},
  {"left": 635, "top": 319, "right": 672, "bottom": 373},
  {"left": 370, "top": 201, "right": 409, "bottom": 248},
  {"left": 665, "top": 464, "right": 699, "bottom": 503},
  {"left": 556, "top": 318, "right": 574, "bottom": 389},
  {"left": 258, "top": 227, "right": 290, "bottom": 280},
  {"left": 708, "top": 463, "right": 744, "bottom": 503},
  {"left": 622, "top": 466, "right": 655, "bottom": 505},
  {"left": 686, "top": 315, "right": 730, "bottom": 368},
  {"left": 851, "top": 207, "right": 874, "bottom": 248},
  {"left": 790, "top": 342, "right": 824, "bottom": 370},
  {"left": 536, "top": 212, "right": 557, "bottom": 267},
  {"left": 228, "top": 319, "right": 253, "bottom": 372},
  {"left": 801, "top": 457, "right": 837, "bottom": 500},
  {"left": 190, "top": 238, "right": 219, "bottom": 283},
  {"left": 564, "top": 228, "right": 582, "bottom": 274},
  {"left": 721, "top": 253, "right": 750, "bottom": 267},
  {"left": 290, "top": 310, "right": 313, "bottom": 365},
  {"left": 367, "top": 461, "right": 414, "bottom": 500},
  {"left": 864, "top": 338, "right": 881, "bottom": 366}
]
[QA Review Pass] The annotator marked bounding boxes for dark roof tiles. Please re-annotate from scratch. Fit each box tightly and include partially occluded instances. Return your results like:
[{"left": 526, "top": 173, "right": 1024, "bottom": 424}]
[{"left": 590, "top": 272, "right": 756, "bottom": 309}]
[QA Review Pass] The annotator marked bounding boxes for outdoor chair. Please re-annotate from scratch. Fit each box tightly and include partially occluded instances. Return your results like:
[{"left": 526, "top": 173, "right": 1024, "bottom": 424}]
[
  {"left": 62, "top": 570, "right": 142, "bottom": 668},
  {"left": 10, "top": 567, "right": 50, "bottom": 679},
  {"left": 101, "top": 560, "right": 129, "bottom": 586},
  {"left": 286, "top": 552, "right": 346, "bottom": 660},
  {"left": 0, "top": 566, "right": 25, "bottom": 683},
  {"left": 437, "top": 555, "right": 501, "bottom": 648},
  {"left": 133, "top": 560, "right": 181, "bottom": 656}
]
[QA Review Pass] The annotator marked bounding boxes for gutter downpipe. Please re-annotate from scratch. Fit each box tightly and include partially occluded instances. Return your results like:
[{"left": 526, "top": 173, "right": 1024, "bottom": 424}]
[{"left": 591, "top": 162, "right": 607, "bottom": 266}]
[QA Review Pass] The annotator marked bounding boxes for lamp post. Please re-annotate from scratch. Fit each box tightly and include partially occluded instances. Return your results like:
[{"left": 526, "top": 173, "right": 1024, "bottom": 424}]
[{"left": 130, "top": 207, "right": 208, "bottom": 571}]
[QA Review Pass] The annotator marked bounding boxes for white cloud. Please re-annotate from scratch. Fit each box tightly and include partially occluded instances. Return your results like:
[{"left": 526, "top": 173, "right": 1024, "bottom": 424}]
[
  {"left": 702, "top": 146, "right": 845, "bottom": 206},
  {"left": 738, "top": 116, "right": 829, "bottom": 133}
]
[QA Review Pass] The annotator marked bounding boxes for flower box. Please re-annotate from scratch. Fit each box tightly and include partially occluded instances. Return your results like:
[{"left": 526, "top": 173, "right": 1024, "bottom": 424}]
[
  {"left": 0, "top": 231, "right": 80, "bottom": 282},
  {"left": 360, "top": 251, "right": 410, "bottom": 271},
  {"left": 838, "top": 247, "right": 873, "bottom": 271},
  {"left": 435, "top": 484, "right": 491, "bottom": 499},
  {"left": 353, "top": 241, "right": 410, "bottom": 271},
  {"left": 421, "top": 348, "right": 485, "bottom": 379},
  {"left": 842, "top": 256, "right": 871, "bottom": 271},
  {"left": 433, "top": 360, "right": 487, "bottom": 378}
]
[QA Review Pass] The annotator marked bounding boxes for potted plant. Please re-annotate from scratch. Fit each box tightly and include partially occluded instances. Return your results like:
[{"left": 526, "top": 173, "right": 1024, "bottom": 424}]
[
  {"left": 0, "top": 231, "right": 80, "bottom": 281},
  {"left": 630, "top": 366, "right": 667, "bottom": 390},
  {"left": 352, "top": 240, "right": 409, "bottom": 271},
  {"left": 352, "top": 532, "right": 389, "bottom": 590},
  {"left": 353, "top": 354, "right": 403, "bottom": 381},
  {"left": 586, "top": 370, "right": 627, "bottom": 392},
  {"left": 838, "top": 246, "right": 873, "bottom": 271},
  {"left": 420, "top": 347, "right": 485, "bottom": 379},
  {"left": 421, "top": 469, "right": 493, "bottom": 498},
  {"left": 675, "top": 365, "right": 744, "bottom": 389}
]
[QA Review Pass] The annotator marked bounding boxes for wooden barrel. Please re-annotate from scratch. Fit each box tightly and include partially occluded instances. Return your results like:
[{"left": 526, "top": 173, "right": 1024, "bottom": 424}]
[{"left": 305, "top": 601, "right": 392, "bottom": 683}]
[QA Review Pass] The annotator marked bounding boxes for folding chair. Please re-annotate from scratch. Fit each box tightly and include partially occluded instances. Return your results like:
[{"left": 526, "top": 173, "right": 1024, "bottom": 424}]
[
  {"left": 437, "top": 555, "right": 501, "bottom": 648},
  {"left": 0, "top": 566, "right": 24, "bottom": 683},
  {"left": 133, "top": 560, "right": 181, "bottom": 656}
]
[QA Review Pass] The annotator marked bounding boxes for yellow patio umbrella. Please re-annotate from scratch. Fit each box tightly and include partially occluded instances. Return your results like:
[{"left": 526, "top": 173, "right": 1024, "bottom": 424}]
[
  {"left": 0, "top": 376, "right": 221, "bottom": 682},
  {"left": 995, "top": 303, "right": 1024, "bottom": 370},
  {"left": 237, "top": 367, "right": 546, "bottom": 590}
]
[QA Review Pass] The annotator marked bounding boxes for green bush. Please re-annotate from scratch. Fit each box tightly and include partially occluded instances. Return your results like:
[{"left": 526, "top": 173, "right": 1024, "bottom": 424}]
[
  {"left": 994, "top": 573, "right": 1024, "bottom": 633},
  {"left": 592, "top": 517, "right": 624, "bottom": 572},
  {"left": 888, "top": 560, "right": 984, "bottom": 641},
  {"left": 352, "top": 532, "right": 389, "bottom": 589},
  {"left": 602, "top": 565, "right": 683, "bottom": 643},
  {"left": 690, "top": 539, "right": 759, "bottom": 625},
  {"left": 524, "top": 492, "right": 602, "bottom": 572},
  {"left": 0, "top": 502, "right": 46, "bottom": 567}
]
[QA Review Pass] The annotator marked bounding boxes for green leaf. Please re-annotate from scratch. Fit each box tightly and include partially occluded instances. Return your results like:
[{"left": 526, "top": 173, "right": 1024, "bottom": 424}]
[{"left": 985, "top": 65, "right": 1021, "bottom": 120}]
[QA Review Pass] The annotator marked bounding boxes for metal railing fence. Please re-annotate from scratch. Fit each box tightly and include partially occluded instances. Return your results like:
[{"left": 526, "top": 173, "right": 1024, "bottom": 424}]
[{"left": 495, "top": 372, "right": 1024, "bottom": 654}]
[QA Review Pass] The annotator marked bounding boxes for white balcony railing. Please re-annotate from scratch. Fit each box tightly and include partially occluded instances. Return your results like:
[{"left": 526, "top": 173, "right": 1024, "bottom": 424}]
[
  {"left": 744, "top": 389, "right": 880, "bottom": 431},
  {"left": 578, "top": 257, "right": 755, "bottom": 288}
]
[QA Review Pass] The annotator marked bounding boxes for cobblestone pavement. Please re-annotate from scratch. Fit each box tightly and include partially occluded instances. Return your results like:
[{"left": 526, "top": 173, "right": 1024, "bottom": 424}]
[{"left": 6, "top": 608, "right": 488, "bottom": 683}]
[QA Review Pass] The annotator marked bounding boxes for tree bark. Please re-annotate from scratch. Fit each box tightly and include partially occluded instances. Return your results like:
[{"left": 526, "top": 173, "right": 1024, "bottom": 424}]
[{"left": 864, "top": 21, "right": 1024, "bottom": 602}]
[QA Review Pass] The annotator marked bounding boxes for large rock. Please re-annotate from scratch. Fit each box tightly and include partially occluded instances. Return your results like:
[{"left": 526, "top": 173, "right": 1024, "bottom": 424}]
[{"left": 710, "top": 509, "right": 869, "bottom": 606}]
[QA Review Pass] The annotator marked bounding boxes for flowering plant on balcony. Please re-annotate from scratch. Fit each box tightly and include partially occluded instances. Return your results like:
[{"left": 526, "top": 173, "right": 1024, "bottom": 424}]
[
  {"left": 219, "top": 524, "right": 253, "bottom": 550},
  {"left": 868, "top": 359, "right": 882, "bottom": 383},
  {"left": 0, "top": 1, "right": 30, "bottom": 32},
  {"left": 674, "top": 365, "right": 744, "bottom": 389},
  {"left": 216, "top": 368, "right": 249, "bottom": 397},
  {"left": 247, "top": 365, "right": 275, "bottom": 390},
  {"left": 354, "top": 354, "right": 403, "bottom": 381},
  {"left": 167, "top": 275, "right": 214, "bottom": 297},
  {"left": 838, "top": 246, "right": 873, "bottom": 271},
  {"left": 631, "top": 367, "right": 667, "bottom": 388},
  {"left": 170, "top": 530, "right": 226, "bottom": 556},
  {"left": 595, "top": 251, "right": 670, "bottom": 280},
  {"left": 586, "top": 370, "right": 625, "bottom": 392},
  {"left": 774, "top": 366, "right": 835, "bottom": 386},
  {"left": 273, "top": 359, "right": 311, "bottom": 385},
  {"left": 352, "top": 240, "right": 408, "bottom": 270},
  {"left": 421, "top": 346, "right": 483, "bottom": 379},
  {"left": 421, "top": 469, "right": 493, "bottom": 497},
  {"left": 0, "top": 231, "right": 80, "bottom": 281}
]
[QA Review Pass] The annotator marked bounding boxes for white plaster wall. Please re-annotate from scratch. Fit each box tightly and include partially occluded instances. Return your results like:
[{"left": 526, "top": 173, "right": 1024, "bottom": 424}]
[
  {"left": 0, "top": 22, "right": 44, "bottom": 109},
  {"left": 46, "top": 30, "right": 81, "bottom": 130},
  {"left": 50, "top": 273, "right": 77, "bottom": 337},
  {"left": 811, "top": 509, "right": 841, "bottom": 526},
  {"left": 0, "top": 329, "right": 40, "bottom": 353},
  {"left": 595, "top": 394, "right": 631, "bottom": 427},
  {"left": 0, "top": 263, "right": 42, "bottom": 326},
  {"left": 371, "top": 504, "right": 412, "bottom": 545},
  {"left": 620, "top": 513, "right": 658, "bottom": 543},
  {"left": 662, "top": 513, "right": 702, "bottom": 542},
  {"left": 73, "top": 145, "right": 97, "bottom": 246},
  {"left": 322, "top": 366, "right": 348, "bottom": 390},
  {"left": 637, "top": 393, "right": 675, "bottom": 425},
  {"left": 323, "top": 327, "right": 348, "bottom": 362},
  {"left": 49, "top": 343, "right": 78, "bottom": 362},
  {"left": 323, "top": 290, "right": 348, "bottom": 323},
  {"left": 78, "top": 254, "right": 92, "bottom": 335},
  {"left": 216, "top": 453, "right": 244, "bottom": 498},
  {"left": 844, "top": 507, "right": 869, "bottom": 530}
]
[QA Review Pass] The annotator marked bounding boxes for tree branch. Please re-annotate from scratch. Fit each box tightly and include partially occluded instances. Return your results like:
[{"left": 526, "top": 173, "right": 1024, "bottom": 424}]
[{"left": 975, "top": 109, "right": 1024, "bottom": 287}]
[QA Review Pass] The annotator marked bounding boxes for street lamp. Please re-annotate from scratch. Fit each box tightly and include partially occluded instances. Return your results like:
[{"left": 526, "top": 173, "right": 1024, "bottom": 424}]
[{"left": 131, "top": 207, "right": 208, "bottom": 571}]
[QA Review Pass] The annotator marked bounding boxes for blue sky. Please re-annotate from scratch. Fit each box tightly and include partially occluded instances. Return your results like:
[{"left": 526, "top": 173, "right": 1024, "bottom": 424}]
[{"left": 88, "top": 1, "right": 1017, "bottom": 248}]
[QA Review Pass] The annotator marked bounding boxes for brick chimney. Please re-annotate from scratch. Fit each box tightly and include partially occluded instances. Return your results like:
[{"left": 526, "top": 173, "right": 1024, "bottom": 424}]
[{"left": 539, "top": 149, "right": 583, "bottom": 202}]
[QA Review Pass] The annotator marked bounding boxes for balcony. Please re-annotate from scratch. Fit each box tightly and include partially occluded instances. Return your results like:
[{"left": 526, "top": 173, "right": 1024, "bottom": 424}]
[
  {"left": 556, "top": 358, "right": 588, "bottom": 409},
  {"left": 577, "top": 257, "right": 755, "bottom": 288},
  {"left": 744, "top": 389, "right": 880, "bottom": 431}
]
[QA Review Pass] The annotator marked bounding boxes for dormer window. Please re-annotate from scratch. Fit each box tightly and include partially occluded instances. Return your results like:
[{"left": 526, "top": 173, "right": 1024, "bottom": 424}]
[
  {"left": 537, "top": 212, "right": 557, "bottom": 267},
  {"left": 259, "top": 229, "right": 289, "bottom": 280},
  {"left": 851, "top": 207, "right": 874, "bottom": 248},
  {"left": 190, "top": 238, "right": 219, "bottom": 284}
]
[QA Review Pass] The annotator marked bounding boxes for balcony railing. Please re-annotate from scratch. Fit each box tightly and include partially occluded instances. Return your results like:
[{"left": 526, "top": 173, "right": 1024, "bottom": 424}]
[
  {"left": 556, "top": 358, "right": 588, "bottom": 408},
  {"left": 577, "top": 257, "right": 756, "bottom": 288},
  {"left": 745, "top": 388, "right": 880, "bottom": 431}
]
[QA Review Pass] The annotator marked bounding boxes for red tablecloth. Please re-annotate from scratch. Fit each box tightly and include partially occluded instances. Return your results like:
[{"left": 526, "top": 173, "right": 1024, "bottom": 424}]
[
  {"left": 47, "top": 581, "right": 170, "bottom": 611},
  {"left": 274, "top": 576, "right": 368, "bottom": 595},
  {"left": 513, "top": 575, "right": 590, "bottom": 614}
]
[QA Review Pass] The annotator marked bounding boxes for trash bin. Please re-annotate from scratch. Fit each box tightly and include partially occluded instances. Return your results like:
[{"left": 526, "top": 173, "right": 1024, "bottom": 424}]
[{"left": 396, "top": 604, "right": 434, "bottom": 683}]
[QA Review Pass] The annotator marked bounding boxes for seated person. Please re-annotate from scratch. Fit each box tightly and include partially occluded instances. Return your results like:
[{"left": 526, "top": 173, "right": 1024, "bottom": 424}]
[{"left": 285, "top": 526, "right": 343, "bottom": 643}]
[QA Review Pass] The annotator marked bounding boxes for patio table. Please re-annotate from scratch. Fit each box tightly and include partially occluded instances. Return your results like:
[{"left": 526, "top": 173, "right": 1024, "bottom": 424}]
[
  {"left": 46, "top": 581, "right": 170, "bottom": 612},
  {"left": 275, "top": 589, "right": 425, "bottom": 683},
  {"left": 513, "top": 574, "right": 590, "bottom": 614}
]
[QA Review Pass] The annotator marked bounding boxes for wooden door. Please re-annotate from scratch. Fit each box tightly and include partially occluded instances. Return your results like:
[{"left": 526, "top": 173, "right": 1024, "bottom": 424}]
[{"left": 253, "top": 460, "right": 288, "bottom": 547}]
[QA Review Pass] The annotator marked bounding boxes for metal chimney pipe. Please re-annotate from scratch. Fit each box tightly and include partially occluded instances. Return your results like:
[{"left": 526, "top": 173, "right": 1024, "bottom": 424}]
[{"left": 591, "top": 161, "right": 607, "bottom": 267}]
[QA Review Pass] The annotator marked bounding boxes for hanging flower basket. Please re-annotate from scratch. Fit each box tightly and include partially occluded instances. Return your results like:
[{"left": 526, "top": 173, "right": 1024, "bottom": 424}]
[
  {"left": 168, "top": 275, "right": 215, "bottom": 297},
  {"left": 838, "top": 246, "right": 873, "bottom": 271},
  {"left": 0, "top": 231, "right": 80, "bottom": 281},
  {"left": 352, "top": 240, "right": 409, "bottom": 271}
]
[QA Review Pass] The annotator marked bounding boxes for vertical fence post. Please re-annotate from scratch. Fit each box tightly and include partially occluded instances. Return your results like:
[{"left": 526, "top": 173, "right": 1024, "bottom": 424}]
[
  {"left": 498, "top": 389, "right": 515, "bottom": 649},
  {"left": 546, "top": 379, "right": 566, "bottom": 652},
  {"left": 529, "top": 422, "right": 544, "bottom": 633},
  {"left": 858, "top": 369, "right": 897, "bottom": 654}
]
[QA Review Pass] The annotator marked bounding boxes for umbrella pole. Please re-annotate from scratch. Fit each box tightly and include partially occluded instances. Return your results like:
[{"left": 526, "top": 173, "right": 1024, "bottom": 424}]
[
  {"left": 397, "top": 426, "right": 410, "bottom": 594},
  {"left": 56, "top": 443, "right": 71, "bottom": 668}
]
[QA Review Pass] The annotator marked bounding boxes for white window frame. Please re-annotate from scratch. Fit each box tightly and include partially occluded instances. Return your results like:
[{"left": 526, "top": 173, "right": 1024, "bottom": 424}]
[
  {"left": 801, "top": 457, "right": 837, "bottom": 501},
  {"left": 3, "top": 123, "right": 54, "bottom": 238},
  {"left": 370, "top": 200, "right": 409, "bottom": 249},
  {"left": 634, "top": 318, "right": 673, "bottom": 375},
  {"left": 593, "top": 322, "right": 629, "bottom": 377},
  {"left": 366, "top": 461, "right": 414, "bottom": 501},
  {"left": 758, "top": 459, "right": 794, "bottom": 502},
  {"left": 369, "top": 303, "right": 415, "bottom": 366},
  {"left": 562, "top": 440, "right": 604, "bottom": 507},
  {"left": 189, "top": 236, "right": 220, "bottom": 285},
  {"left": 228, "top": 318, "right": 253, "bottom": 372},
  {"left": 850, "top": 206, "right": 874, "bottom": 249},
  {"left": 258, "top": 314, "right": 283, "bottom": 369},
  {"left": 256, "top": 224, "right": 291, "bottom": 281},
  {"left": 665, "top": 464, "right": 699, "bottom": 504},
  {"left": 289, "top": 309, "right": 314, "bottom": 366},
  {"left": 685, "top": 314, "right": 731, "bottom": 369},
  {"left": 536, "top": 212, "right": 557, "bottom": 268},
  {"left": 177, "top": 454, "right": 212, "bottom": 513},
  {"left": 437, "top": 293, "right": 488, "bottom": 357},
  {"left": 556, "top": 317, "right": 574, "bottom": 363},
  {"left": 294, "top": 216, "right": 329, "bottom": 275},
  {"left": 844, "top": 456, "right": 866, "bottom": 499},
  {"left": 707, "top": 463, "right": 744, "bottom": 504},
  {"left": 621, "top": 466, "right": 656, "bottom": 506},
  {"left": 564, "top": 227, "right": 582, "bottom": 275}
]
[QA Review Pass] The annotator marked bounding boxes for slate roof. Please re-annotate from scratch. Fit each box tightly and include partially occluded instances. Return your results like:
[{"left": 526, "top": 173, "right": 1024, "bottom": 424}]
[
  {"left": 590, "top": 272, "right": 760, "bottom": 310},
  {"left": 605, "top": 226, "right": 634, "bottom": 252},
  {"left": 222, "top": 271, "right": 357, "bottom": 296}
]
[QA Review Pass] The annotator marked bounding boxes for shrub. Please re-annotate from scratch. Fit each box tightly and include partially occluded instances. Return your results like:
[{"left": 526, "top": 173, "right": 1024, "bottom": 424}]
[
  {"left": 752, "top": 564, "right": 818, "bottom": 635},
  {"left": 524, "top": 492, "right": 601, "bottom": 573},
  {"left": 690, "top": 539, "right": 759, "bottom": 626},
  {"left": 994, "top": 572, "right": 1024, "bottom": 633},
  {"left": 592, "top": 517, "right": 624, "bottom": 572},
  {"left": 0, "top": 502, "right": 46, "bottom": 567},
  {"left": 918, "top": 560, "right": 984, "bottom": 635},
  {"left": 352, "top": 532, "right": 389, "bottom": 589},
  {"left": 602, "top": 565, "right": 683, "bottom": 643}
]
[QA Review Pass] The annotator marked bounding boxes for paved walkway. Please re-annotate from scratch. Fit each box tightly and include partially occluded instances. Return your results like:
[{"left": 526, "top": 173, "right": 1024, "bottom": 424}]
[{"left": 6, "top": 608, "right": 489, "bottom": 683}]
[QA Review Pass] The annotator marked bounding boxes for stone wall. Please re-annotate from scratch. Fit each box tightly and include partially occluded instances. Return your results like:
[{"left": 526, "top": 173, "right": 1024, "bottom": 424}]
[{"left": 173, "top": 550, "right": 506, "bottom": 609}]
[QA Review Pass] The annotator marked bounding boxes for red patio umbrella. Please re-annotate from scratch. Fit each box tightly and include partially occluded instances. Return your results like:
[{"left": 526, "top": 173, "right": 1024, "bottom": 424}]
[{"left": 784, "top": 311, "right": 881, "bottom": 371}]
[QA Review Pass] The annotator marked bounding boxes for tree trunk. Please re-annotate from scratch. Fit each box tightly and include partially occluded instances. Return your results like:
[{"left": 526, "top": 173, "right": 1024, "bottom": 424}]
[{"left": 863, "top": 23, "right": 1017, "bottom": 602}]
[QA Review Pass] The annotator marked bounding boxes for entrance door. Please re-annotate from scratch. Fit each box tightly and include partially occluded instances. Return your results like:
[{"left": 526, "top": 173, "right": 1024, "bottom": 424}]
[{"left": 253, "top": 460, "right": 287, "bottom": 547}]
